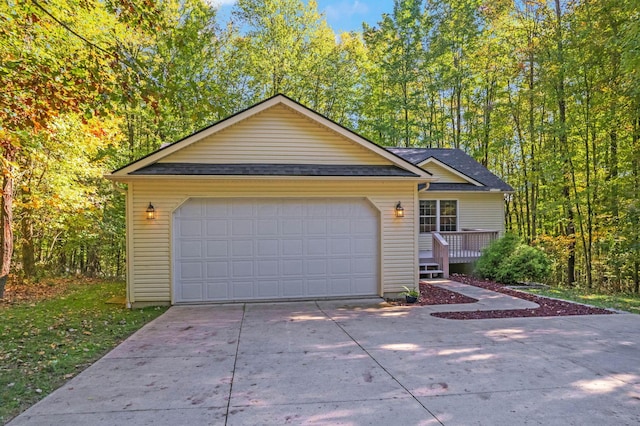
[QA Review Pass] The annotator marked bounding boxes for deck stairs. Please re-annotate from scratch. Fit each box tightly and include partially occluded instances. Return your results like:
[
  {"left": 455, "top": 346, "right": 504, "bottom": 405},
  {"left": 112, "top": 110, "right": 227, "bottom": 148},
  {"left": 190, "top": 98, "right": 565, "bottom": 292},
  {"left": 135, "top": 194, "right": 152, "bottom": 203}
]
[{"left": 419, "top": 257, "right": 444, "bottom": 279}]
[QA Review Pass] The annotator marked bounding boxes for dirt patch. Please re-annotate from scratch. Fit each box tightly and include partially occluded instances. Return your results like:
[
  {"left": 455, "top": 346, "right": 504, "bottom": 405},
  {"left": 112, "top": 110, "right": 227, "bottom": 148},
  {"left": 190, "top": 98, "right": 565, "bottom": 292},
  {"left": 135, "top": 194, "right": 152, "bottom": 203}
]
[{"left": 431, "top": 274, "right": 615, "bottom": 320}]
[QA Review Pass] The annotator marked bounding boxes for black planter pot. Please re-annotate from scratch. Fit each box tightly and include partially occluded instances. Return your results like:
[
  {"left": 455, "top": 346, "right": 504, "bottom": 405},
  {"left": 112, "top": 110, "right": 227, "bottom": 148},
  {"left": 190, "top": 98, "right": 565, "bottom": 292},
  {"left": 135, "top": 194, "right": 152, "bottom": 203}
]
[{"left": 405, "top": 295, "right": 418, "bottom": 303}]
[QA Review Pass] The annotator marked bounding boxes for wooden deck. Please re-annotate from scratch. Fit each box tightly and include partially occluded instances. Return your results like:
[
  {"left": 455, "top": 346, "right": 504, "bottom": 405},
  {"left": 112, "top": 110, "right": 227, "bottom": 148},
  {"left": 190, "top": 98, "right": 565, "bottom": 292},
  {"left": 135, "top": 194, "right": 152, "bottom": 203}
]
[{"left": 421, "top": 230, "right": 499, "bottom": 279}]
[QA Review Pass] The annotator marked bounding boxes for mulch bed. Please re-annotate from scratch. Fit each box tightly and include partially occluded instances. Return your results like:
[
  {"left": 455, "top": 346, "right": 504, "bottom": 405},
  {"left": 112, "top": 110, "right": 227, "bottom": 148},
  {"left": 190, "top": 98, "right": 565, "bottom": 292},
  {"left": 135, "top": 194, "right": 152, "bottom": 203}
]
[
  {"left": 420, "top": 282, "right": 478, "bottom": 305},
  {"left": 430, "top": 274, "right": 615, "bottom": 320}
]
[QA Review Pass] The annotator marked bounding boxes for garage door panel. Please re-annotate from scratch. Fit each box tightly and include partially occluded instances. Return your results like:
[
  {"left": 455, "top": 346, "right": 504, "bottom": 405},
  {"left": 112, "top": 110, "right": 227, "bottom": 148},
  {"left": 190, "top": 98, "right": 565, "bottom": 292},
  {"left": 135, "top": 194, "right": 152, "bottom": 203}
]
[
  {"left": 179, "top": 220, "right": 202, "bottom": 236},
  {"left": 257, "top": 239, "right": 278, "bottom": 256},
  {"left": 354, "top": 237, "right": 376, "bottom": 254},
  {"left": 231, "top": 240, "right": 253, "bottom": 256},
  {"left": 308, "top": 203, "right": 327, "bottom": 217},
  {"left": 257, "top": 219, "right": 279, "bottom": 236},
  {"left": 205, "top": 202, "right": 229, "bottom": 217},
  {"left": 257, "top": 260, "right": 279, "bottom": 276},
  {"left": 232, "top": 260, "right": 253, "bottom": 277},
  {"left": 330, "top": 238, "right": 350, "bottom": 255},
  {"left": 206, "top": 219, "right": 228, "bottom": 236},
  {"left": 352, "top": 257, "right": 375, "bottom": 274},
  {"left": 180, "top": 200, "right": 204, "bottom": 217},
  {"left": 283, "top": 279, "right": 304, "bottom": 297},
  {"left": 206, "top": 240, "right": 228, "bottom": 257},
  {"left": 179, "top": 262, "right": 203, "bottom": 279},
  {"left": 353, "top": 277, "right": 376, "bottom": 293},
  {"left": 282, "top": 219, "right": 303, "bottom": 234},
  {"left": 307, "top": 239, "right": 327, "bottom": 255},
  {"left": 174, "top": 198, "right": 378, "bottom": 303},
  {"left": 232, "top": 281, "right": 254, "bottom": 298},
  {"left": 330, "top": 278, "right": 351, "bottom": 294},
  {"left": 330, "top": 258, "right": 351, "bottom": 274},
  {"left": 207, "top": 261, "right": 228, "bottom": 278},
  {"left": 206, "top": 282, "right": 229, "bottom": 299},
  {"left": 330, "top": 219, "right": 350, "bottom": 234},
  {"left": 257, "top": 280, "right": 279, "bottom": 297},
  {"left": 179, "top": 241, "right": 202, "bottom": 258},
  {"left": 257, "top": 203, "right": 279, "bottom": 216},
  {"left": 181, "top": 282, "right": 204, "bottom": 301},
  {"left": 307, "top": 279, "right": 328, "bottom": 295},
  {"left": 231, "top": 219, "right": 253, "bottom": 236},
  {"left": 231, "top": 201, "right": 254, "bottom": 217},
  {"left": 352, "top": 219, "right": 377, "bottom": 234},
  {"left": 283, "top": 239, "right": 303, "bottom": 255},
  {"left": 282, "top": 259, "right": 303, "bottom": 276},
  {"left": 306, "top": 219, "right": 326, "bottom": 234}
]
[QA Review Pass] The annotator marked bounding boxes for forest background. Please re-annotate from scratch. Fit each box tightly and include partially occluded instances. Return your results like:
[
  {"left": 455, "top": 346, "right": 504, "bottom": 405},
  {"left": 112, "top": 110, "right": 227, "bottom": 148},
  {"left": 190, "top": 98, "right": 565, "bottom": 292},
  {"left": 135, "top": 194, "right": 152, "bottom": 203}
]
[{"left": 1, "top": 0, "right": 639, "bottom": 296}]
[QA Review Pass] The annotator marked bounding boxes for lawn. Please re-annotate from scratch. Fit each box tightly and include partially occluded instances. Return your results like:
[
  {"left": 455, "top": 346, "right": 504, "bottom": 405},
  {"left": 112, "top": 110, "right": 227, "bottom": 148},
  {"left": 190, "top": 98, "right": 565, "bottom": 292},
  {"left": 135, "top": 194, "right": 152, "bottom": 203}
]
[
  {"left": 524, "top": 286, "right": 640, "bottom": 314},
  {"left": 0, "top": 279, "right": 168, "bottom": 424}
]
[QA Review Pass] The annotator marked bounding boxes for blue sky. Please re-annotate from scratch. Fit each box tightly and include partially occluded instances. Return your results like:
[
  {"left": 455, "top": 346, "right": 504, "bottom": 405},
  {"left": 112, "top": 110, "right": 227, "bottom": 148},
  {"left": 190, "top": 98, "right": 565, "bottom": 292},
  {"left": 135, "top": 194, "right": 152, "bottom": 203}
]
[{"left": 211, "top": 0, "right": 395, "bottom": 33}]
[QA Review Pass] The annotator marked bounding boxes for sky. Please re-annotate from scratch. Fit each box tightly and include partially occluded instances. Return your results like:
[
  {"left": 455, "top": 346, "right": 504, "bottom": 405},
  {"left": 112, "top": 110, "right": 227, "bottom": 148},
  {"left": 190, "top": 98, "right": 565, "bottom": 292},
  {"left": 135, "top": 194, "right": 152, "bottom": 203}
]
[{"left": 210, "top": 0, "right": 395, "bottom": 33}]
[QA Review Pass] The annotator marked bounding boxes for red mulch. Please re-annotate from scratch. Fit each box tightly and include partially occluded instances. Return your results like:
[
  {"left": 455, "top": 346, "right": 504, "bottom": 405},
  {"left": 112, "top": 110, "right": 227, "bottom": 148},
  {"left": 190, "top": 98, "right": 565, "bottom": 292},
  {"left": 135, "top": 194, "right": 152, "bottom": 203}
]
[
  {"left": 420, "top": 282, "right": 478, "bottom": 305},
  {"left": 430, "top": 274, "right": 615, "bottom": 320}
]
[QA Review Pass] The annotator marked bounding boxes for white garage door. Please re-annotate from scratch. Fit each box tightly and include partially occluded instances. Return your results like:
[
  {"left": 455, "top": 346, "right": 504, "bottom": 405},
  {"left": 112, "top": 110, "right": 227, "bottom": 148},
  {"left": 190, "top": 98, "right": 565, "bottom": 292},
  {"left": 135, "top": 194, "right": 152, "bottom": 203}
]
[{"left": 173, "top": 198, "right": 379, "bottom": 303}]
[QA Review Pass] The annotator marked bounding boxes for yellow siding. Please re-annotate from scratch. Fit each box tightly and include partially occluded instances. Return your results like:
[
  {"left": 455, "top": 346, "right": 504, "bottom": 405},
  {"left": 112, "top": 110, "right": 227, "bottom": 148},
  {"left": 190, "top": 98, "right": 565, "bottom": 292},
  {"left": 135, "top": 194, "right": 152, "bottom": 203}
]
[
  {"left": 128, "top": 179, "right": 416, "bottom": 303},
  {"left": 159, "top": 104, "right": 391, "bottom": 166},
  {"left": 422, "top": 162, "right": 470, "bottom": 183},
  {"left": 418, "top": 192, "right": 506, "bottom": 251}
]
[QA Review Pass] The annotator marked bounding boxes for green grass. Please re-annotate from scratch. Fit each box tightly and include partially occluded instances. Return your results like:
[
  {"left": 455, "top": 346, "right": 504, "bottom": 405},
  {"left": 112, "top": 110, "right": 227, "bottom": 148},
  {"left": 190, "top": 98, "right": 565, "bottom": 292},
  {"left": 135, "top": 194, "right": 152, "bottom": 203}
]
[
  {"left": 0, "top": 281, "right": 168, "bottom": 424},
  {"left": 524, "top": 287, "right": 640, "bottom": 314}
]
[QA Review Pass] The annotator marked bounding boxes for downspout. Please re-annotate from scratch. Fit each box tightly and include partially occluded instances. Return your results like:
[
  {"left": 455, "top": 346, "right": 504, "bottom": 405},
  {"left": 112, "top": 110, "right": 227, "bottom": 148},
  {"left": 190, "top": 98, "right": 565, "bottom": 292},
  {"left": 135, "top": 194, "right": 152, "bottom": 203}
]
[{"left": 111, "top": 182, "right": 132, "bottom": 309}]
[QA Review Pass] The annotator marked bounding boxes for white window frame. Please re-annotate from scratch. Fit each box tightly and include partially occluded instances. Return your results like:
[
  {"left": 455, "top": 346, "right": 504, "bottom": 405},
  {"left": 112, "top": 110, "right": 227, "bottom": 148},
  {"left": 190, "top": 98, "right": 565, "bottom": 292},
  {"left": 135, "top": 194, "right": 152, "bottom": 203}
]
[{"left": 419, "top": 200, "right": 458, "bottom": 233}]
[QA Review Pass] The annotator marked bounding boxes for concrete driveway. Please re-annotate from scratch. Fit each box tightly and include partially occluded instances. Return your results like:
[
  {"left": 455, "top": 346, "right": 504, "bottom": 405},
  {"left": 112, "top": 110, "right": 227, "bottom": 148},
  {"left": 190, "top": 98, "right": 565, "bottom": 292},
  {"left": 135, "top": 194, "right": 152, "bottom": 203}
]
[{"left": 9, "top": 281, "right": 640, "bottom": 425}]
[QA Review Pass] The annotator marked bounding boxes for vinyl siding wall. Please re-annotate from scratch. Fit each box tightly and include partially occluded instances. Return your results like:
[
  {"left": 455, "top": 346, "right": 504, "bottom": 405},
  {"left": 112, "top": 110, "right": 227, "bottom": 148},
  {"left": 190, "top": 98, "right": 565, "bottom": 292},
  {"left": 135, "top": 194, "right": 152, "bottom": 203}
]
[
  {"left": 159, "top": 105, "right": 391, "bottom": 166},
  {"left": 418, "top": 192, "right": 506, "bottom": 251},
  {"left": 127, "top": 179, "right": 417, "bottom": 304},
  {"left": 422, "top": 163, "right": 469, "bottom": 183}
]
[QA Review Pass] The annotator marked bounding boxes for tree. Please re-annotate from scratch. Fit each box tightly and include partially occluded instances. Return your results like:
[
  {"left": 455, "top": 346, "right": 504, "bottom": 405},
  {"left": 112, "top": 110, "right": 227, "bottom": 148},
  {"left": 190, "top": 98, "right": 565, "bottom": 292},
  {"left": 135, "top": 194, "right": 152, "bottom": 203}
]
[{"left": 0, "top": 0, "right": 115, "bottom": 292}]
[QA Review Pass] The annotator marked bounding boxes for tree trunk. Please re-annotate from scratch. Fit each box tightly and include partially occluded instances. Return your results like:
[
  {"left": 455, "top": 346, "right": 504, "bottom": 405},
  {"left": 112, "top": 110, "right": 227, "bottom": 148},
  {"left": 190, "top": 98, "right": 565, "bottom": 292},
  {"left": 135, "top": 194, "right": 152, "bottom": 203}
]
[
  {"left": 555, "top": 0, "right": 575, "bottom": 285},
  {"left": 1, "top": 145, "right": 15, "bottom": 298},
  {"left": 21, "top": 203, "right": 36, "bottom": 278}
]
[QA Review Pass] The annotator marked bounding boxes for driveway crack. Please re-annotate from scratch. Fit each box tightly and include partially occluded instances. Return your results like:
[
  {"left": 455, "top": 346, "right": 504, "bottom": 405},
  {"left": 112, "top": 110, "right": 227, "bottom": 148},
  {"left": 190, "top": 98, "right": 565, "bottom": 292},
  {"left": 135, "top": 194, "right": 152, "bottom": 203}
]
[
  {"left": 315, "top": 301, "right": 445, "bottom": 426},
  {"left": 225, "top": 303, "right": 246, "bottom": 425}
]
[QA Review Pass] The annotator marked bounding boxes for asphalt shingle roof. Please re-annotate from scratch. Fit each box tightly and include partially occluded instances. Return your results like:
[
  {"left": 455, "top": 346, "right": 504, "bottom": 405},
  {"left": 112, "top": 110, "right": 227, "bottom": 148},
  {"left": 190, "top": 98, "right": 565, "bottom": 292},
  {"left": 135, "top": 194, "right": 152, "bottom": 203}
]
[
  {"left": 386, "top": 148, "right": 513, "bottom": 192},
  {"left": 131, "top": 163, "right": 420, "bottom": 177}
]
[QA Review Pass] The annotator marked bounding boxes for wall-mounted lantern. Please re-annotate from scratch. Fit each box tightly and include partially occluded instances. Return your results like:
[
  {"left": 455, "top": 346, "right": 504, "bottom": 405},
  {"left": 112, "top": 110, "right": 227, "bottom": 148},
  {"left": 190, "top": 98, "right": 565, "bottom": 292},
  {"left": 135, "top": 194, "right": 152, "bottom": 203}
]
[
  {"left": 395, "top": 201, "right": 405, "bottom": 218},
  {"left": 146, "top": 203, "right": 156, "bottom": 220}
]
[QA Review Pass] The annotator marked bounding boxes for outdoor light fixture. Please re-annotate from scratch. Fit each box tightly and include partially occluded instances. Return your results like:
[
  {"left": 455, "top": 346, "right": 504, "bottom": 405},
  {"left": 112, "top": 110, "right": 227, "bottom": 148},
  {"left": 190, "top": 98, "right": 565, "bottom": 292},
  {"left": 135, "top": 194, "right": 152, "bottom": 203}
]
[
  {"left": 395, "top": 201, "right": 405, "bottom": 218},
  {"left": 146, "top": 203, "right": 156, "bottom": 220}
]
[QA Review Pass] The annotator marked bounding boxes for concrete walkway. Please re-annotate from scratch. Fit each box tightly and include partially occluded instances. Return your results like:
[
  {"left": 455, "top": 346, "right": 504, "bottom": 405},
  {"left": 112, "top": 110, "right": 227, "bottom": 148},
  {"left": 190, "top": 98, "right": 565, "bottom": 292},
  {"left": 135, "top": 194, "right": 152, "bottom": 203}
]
[{"left": 9, "top": 280, "right": 640, "bottom": 425}]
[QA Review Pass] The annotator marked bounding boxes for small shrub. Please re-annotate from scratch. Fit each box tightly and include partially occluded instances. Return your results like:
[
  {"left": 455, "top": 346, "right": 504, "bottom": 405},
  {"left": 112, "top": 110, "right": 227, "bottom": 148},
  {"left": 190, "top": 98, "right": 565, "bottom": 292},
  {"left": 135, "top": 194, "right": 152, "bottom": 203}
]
[
  {"left": 494, "top": 244, "right": 551, "bottom": 284},
  {"left": 474, "top": 234, "right": 550, "bottom": 284},
  {"left": 474, "top": 233, "right": 520, "bottom": 280}
]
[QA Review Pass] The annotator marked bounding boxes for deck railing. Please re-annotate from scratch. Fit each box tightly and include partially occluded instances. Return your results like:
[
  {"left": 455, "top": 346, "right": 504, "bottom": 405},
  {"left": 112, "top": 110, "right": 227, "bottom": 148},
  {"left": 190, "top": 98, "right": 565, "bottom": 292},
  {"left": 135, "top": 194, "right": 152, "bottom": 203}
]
[
  {"left": 434, "top": 229, "right": 499, "bottom": 263},
  {"left": 432, "top": 232, "right": 450, "bottom": 278}
]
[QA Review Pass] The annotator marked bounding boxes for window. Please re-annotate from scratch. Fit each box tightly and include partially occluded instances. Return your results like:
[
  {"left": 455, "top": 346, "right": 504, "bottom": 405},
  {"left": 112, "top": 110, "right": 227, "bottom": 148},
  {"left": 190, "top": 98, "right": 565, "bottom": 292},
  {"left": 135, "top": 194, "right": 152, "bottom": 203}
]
[{"left": 419, "top": 200, "right": 457, "bottom": 233}]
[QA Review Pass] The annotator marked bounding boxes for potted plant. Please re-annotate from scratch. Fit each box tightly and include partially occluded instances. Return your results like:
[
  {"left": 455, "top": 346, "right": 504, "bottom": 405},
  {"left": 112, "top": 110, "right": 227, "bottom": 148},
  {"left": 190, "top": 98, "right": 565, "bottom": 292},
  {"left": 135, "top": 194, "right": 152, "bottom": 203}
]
[{"left": 401, "top": 286, "right": 420, "bottom": 303}]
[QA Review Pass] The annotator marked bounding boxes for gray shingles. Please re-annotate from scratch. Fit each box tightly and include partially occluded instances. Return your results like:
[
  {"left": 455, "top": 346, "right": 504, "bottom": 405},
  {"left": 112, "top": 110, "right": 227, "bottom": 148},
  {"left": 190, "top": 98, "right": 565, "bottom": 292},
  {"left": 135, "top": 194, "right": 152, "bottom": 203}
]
[
  {"left": 387, "top": 147, "right": 513, "bottom": 192},
  {"left": 131, "top": 163, "right": 419, "bottom": 177}
]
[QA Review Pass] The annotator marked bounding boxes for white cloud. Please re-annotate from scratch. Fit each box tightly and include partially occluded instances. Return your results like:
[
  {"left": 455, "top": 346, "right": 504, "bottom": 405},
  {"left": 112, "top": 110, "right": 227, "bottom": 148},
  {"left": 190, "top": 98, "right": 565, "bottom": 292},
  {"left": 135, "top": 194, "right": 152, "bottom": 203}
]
[{"left": 324, "top": 0, "right": 369, "bottom": 20}]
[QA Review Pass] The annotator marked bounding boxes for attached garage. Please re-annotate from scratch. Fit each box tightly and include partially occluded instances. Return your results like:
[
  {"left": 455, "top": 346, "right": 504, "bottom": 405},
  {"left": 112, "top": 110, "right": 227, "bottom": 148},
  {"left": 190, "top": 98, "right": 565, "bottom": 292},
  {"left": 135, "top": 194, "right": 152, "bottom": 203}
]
[
  {"left": 173, "top": 197, "right": 379, "bottom": 302},
  {"left": 106, "top": 95, "right": 432, "bottom": 307}
]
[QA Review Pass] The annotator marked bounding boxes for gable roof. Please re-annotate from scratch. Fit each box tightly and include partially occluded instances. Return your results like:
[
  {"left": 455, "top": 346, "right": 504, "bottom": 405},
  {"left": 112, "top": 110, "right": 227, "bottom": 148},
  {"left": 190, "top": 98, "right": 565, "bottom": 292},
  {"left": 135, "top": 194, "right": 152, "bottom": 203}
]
[
  {"left": 387, "top": 148, "right": 513, "bottom": 192},
  {"left": 108, "top": 94, "right": 431, "bottom": 181}
]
